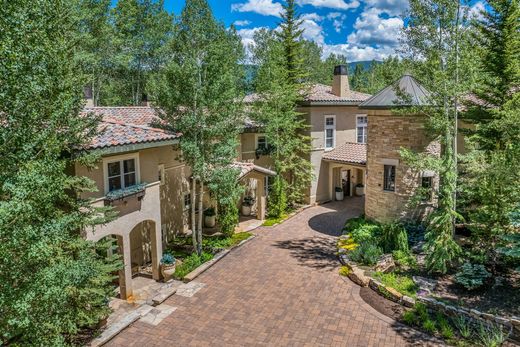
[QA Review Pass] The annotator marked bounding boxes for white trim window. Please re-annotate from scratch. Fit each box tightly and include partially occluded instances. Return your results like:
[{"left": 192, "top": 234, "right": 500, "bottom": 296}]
[
  {"left": 356, "top": 115, "right": 368, "bottom": 144},
  {"left": 256, "top": 134, "right": 268, "bottom": 150},
  {"left": 324, "top": 115, "right": 336, "bottom": 150},
  {"left": 104, "top": 154, "right": 140, "bottom": 193}
]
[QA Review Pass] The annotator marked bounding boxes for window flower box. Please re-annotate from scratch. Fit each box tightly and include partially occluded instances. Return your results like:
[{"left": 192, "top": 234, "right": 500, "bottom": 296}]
[{"left": 104, "top": 182, "right": 147, "bottom": 203}]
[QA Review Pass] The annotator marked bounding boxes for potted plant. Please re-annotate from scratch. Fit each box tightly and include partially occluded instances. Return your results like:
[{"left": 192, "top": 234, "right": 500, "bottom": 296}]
[
  {"left": 355, "top": 183, "right": 365, "bottom": 196},
  {"left": 204, "top": 207, "right": 216, "bottom": 228},
  {"left": 335, "top": 187, "right": 344, "bottom": 201},
  {"left": 241, "top": 196, "right": 255, "bottom": 216},
  {"left": 160, "top": 253, "right": 176, "bottom": 282}
]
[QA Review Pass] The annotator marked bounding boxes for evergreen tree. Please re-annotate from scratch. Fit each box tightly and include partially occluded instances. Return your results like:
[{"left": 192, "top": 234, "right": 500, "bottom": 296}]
[
  {"left": 400, "top": 0, "right": 478, "bottom": 273},
  {"left": 0, "top": 1, "right": 119, "bottom": 344},
  {"left": 152, "top": 0, "right": 244, "bottom": 254},
  {"left": 459, "top": 0, "right": 520, "bottom": 270},
  {"left": 252, "top": 5, "right": 314, "bottom": 211}
]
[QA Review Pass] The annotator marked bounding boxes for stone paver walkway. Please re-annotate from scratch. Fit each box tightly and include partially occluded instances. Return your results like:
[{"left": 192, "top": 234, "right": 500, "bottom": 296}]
[{"left": 106, "top": 197, "right": 442, "bottom": 347}]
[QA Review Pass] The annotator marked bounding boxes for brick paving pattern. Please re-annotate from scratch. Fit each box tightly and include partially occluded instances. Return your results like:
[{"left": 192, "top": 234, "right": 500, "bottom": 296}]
[{"left": 106, "top": 197, "right": 442, "bottom": 347}]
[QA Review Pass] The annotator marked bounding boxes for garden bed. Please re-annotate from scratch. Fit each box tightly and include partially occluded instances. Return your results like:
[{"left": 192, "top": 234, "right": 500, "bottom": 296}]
[
  {"left": 165, "top": 232, "right": 253, "bottom": 280},
  {"left": 338, "top": 216, "right": 520, "bottom": 346}
]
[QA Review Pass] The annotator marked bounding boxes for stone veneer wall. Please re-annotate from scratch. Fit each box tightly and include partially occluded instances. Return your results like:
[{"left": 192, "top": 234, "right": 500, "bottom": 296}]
[{"left": 365, "top": 114, "right": 440, "bottom": 223}]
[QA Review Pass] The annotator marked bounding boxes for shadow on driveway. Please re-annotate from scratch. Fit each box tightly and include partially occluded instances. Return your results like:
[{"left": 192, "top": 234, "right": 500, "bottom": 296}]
[
  {"left": 307, "top": 211, "right": 350, "bottom": 236},
  {"left": 272, "top": 236, "right": 338, "bottom": 270}
]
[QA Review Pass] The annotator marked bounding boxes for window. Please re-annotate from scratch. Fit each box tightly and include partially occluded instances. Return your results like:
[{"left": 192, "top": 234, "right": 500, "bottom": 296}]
[
  {"left": 356, "top": 115, "right": 368, "bottom": 144},
  {"left": 383, "top": 165, "right": 396, "bottom": 192},
  {"left": 421, "top": 176, "right": 433, "bottom": 201},
  {"left": 105, "top": 156, "right": 138, "bottom": 193},
  {"left": 183, "top": 193, "right": 191, "bottom": 210},
  {"left": 324, "top": 116, "right": 335, "bottom": 150},
  {"left": 257, "top": 135, "right": 267, "bottom": 150}
]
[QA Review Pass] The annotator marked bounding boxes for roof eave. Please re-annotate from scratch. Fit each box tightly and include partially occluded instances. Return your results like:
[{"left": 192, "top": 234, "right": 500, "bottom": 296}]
[{"left": 87, "top": 138, "right": 180, "bottom": 156}]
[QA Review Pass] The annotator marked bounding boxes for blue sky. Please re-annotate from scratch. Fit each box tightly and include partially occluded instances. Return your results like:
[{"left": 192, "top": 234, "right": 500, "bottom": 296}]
[{"left": 163, "top": 0, "right": 485, "bottom": 62}]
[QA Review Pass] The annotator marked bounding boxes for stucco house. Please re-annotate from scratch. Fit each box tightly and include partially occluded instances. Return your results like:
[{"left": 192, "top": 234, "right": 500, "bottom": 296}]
[
  {"left": 78, "top": 104, "right": 274, "bottom": 300},
  {"left": 245, "top": 65, "right": 442, "bottom": 222}
]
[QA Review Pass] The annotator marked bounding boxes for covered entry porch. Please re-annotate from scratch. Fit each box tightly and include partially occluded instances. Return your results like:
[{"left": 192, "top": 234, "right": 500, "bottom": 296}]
[{"left": 322, "top": 142, "right": 367, "bottom": 202}]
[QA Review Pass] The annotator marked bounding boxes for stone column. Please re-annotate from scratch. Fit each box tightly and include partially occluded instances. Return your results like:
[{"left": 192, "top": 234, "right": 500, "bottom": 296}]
[
  {"left": 117, "top": 234, "right": 133, "bottom": 300},
  {"left": 151, "top": 220, "right": 162, "bottom": 281}
]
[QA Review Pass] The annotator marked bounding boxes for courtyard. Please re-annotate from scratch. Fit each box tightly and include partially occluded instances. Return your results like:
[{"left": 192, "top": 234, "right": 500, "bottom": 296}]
[{"left": 106, "top": 198, "right": 440, "bottom": 346}]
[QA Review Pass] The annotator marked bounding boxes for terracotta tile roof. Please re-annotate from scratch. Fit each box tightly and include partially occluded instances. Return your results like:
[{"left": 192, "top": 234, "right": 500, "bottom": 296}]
[
  {"left": 306, "top": 84, "right": 372, "bottom": 103},
  {"left": 243, "top": 84, "right": 371, "bottom": 106},
  {"left": 83, "top": 106, "right": 179, "bottom": 149},
  {"left": 322, "top": 142, "right": 367, "bottom": 165},
  {"left": 231, "top": 161, "right": 276, "bottom": 179}
]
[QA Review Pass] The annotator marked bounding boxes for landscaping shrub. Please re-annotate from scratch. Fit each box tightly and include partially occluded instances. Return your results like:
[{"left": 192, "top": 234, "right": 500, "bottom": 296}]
[
  {"left": 339, "top": 266, "right": 350, "bottom": 276},
  {"left": 174, "top": 252, "right": 214, "bottom": 279},
  {"left": 422, "top": 319, "right": 436, "bottom": 334},
  {"left": 344, "top": 216, "right": 369, "bottom": 233},
  {"left": 372, "top": 272, "right": 418, "bottom": 298},
  {"left": 436, "top": 313, "right": 454, "bottom": 339},
  {"left": 380, "top": 223, "right": 409, "bottom": 253},
  {"left": 349, "top": 242, "right": 383, "bottom": 266},
  {"left": 392, "top": 250, "right": 418, "bottom": 270},
  {"left": 351, "top": 224, "right": 381, "bottom": 244},
  {"left": 476, "top": 322, "right": 508, "bottom": 347},
  {"left": 454, "top": 263, "right": 491, "bottom": 290},
  {"left": 452, "top": 316, "right": 472, "bottom": 339}
]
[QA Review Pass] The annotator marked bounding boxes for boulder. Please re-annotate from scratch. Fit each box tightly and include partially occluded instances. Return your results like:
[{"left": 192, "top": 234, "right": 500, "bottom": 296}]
[
  {"left": 348, "top": 266, "right": 370, "bottom": 287},
  {"left": 384, "top": 286, "right": 403, "bottom": 302},
  {"left": 412, "top": 276, "right": 437, "bottom": 294},
  {"left": 511, "top": 318, "right": 520, "bottom": 341},
  {"left": 375, "top": 254, "right": 395, "bottom": 273},
  {"left": 401, "top": 295, "right": 415, "bottom": 308}
]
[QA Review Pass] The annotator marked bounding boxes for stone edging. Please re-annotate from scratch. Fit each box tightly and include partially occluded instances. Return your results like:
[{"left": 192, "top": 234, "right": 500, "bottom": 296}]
[
  {"left": 183, "top": 234, "right": 256, "bottom": 282},
  {"left": 339, "top": 254, "right": 520, "bottom": 342},
  {"left": 339, "top": 254, "right": 415, "bottom": 308}
]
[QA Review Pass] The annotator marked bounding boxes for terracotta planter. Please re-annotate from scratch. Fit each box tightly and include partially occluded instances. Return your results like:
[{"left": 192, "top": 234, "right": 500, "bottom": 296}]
[
  {"left": 205, "top": 215, "right": 216, "bottom": 228},
  {"left": 160, "top": 263, "right": 176, "bottom": 282},
  {"left": 241, "top": 204, "right": 252, "bottom": 216}
]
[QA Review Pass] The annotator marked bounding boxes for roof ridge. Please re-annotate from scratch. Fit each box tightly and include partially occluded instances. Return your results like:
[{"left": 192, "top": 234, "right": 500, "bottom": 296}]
[{"left": 101, "top": 117, "right": 169, "bottom": 134}]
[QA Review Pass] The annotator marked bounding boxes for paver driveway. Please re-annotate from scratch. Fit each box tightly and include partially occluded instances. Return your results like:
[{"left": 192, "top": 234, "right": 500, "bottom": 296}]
[{"left": 107, "top": 197, "right": 440, "bottom": 347}]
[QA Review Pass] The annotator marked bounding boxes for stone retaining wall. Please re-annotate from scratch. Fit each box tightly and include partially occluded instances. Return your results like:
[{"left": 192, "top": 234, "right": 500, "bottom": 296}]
[{"left": 339, "top": 253, "right": 520, "bottom": 342}]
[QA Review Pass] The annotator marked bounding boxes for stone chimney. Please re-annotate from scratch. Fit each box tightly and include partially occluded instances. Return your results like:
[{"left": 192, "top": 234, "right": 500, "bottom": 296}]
[
  {"left": 331, "top": 65, "right": 350, "bottom": 97},
  {"left": 83, "top": 86, "right": 94, "bottom": 107}
]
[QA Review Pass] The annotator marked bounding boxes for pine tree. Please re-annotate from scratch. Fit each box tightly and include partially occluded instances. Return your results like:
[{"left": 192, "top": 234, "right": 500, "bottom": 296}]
[
  {"left": 152, "top": 0, "right": 244, "bottom": 254},
  {"left": 400, "top": 0, "right": 478, "bottom": 273},
  {"left": 277, "top": 0, "right": 306, "bottom": 85},
  {"left": 0, "top": 0, "right": 119, "bottom": 344}
]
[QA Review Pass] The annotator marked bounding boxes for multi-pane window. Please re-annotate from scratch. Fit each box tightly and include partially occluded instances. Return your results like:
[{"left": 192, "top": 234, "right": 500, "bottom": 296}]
[
  {"left": 383, "top": 165, "right": 396, "bottom": 192},
  {"left": 421, "top": 176, "right": 433, "bottom": 201},
  {"left": 107, "top": 158, "right": 137, "bottom": 192},
  {"left": 325, "top": 116, "right": 335, "bottom": 149},
  {"left": 257, "top": 135, "right": 267, "bottom": 150},
  {"left": 357, "top": 115, "right": 368, "bottom": 144}
]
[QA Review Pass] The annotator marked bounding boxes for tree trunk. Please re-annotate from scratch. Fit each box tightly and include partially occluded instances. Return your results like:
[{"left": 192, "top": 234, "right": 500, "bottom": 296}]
[
  {"left": 197, "top": 180, "right": 204, "bottom": 256},
  {"left": 191, "top": 177, "right": 197, "bottom": 252}
]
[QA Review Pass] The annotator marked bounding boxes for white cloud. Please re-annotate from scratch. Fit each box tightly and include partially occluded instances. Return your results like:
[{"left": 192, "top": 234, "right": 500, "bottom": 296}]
[
  {"left": 468, "top": 1, "right": 485, "bottom": 21},
  {"left": 233, "top": 20, "right": 252, "bottom": 26},
  {"left": 237, "top": 27, "right": 268, "bottom": 49},
  {"left": 322, "top": 43, "right": 395, "bottom": 61},
  {"left": 363, "top": 0, "right": 409, "bottom": 16},
  {"left": 347, "top": 7, "right": 403, "bottom": 47},
  {"left": 231, "top": 0, "right": 284, "bottom": 17},
  {"left": 326, "top": 12, "right": 347, "bottom": 32},
  {"left": 301, "top": 15, "right": 325, "bottom": 44},
  {"left": 296, "top": 0, "right": 360, "bottom": 10}
]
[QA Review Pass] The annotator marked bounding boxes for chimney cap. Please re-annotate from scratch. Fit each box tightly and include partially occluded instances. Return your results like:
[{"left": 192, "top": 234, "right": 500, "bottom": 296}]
[{"left": 334, "top": 65, "right": 348, "bottom": 76}]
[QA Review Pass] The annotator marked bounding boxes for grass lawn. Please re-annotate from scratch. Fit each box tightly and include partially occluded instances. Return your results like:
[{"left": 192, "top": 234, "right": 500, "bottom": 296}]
[
  {"left": 262, "top": 213, "right": 289, "bottom": 226},
  {"left": 372, "top": 271, "right": 419, "bottom": 298}
]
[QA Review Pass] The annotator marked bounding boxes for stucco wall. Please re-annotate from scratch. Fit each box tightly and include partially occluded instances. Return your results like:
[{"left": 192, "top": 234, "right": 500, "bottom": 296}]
[
  {"left": 240, "top": 132, "right": 275, "bottom": 169},
  {"left": 365, "top": 113, "right": 440, "bottom": 223}
]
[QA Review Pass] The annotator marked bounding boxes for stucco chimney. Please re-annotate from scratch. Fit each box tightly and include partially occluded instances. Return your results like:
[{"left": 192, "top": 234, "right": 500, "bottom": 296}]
[
  {"left": 332, "top": 65, "right": 350, "bottom": 97},
  {"left": 83, "top": 86, "right": 94, "bottom": 108}
]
